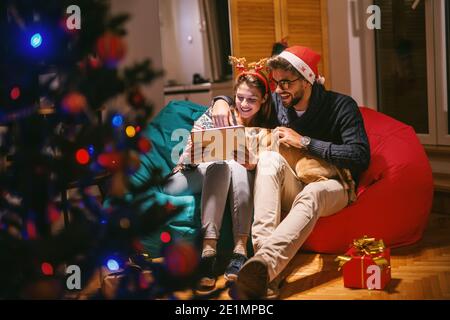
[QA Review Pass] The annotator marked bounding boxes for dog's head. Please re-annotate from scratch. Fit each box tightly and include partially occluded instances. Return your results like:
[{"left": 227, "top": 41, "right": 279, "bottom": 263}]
[{"left": 245, "top": 127, "right": 274, "bottom": 150}]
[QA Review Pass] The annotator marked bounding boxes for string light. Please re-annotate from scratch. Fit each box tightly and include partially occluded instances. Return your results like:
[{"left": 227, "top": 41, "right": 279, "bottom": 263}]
[
  {"left": 76, "top": 148, "right": 90, "bottom": 165},
  {"left": 41, "top": 262, "right": 54, "bottom": 276},
  {"left": 112, "top": 114, "right": 123, "bottom": 127},
  {"left": 160, "top": 232, "right": 171, "bottom": 243},
  {"left": 10, "top": 87, "right": 21, "bottom": 100},
  {"left": 125, "top": 126, "right": 136, "bottom": 138},
  {"left": 106, "top": 259, "right": 120, "bottom": 271},
  {"left": 88, "top": 144, "right": 95, "bottom": 155},
  {"left": 30, "top": 33, "right": 43, "bottom": 48}
]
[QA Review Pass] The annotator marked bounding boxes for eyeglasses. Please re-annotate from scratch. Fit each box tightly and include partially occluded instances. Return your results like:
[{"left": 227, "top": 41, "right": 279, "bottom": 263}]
[{"left": 270, "top": 77, "right": 303, "bottom": 90}]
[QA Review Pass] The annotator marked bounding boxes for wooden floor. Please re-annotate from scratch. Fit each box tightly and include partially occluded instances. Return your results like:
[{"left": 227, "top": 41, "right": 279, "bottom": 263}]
[
  {"left": 80, "top": 213, "right": 450, "bottom": 300},
  {"left": 207, "top": 212, "right": 450, "bottom": 300}
]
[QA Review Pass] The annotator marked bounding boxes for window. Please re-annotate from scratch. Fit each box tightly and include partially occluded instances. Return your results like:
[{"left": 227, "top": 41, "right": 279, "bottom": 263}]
[
  {"left": 375, "top": 0, "right": 428, "bottom": 134},
  {"left": 374, "top": 0, "right": 449, "bottom": 145}
]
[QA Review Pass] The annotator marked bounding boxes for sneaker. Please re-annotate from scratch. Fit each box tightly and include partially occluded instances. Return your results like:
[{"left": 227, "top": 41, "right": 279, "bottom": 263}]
[
  {"left": 198, "top": 255, "right": 217, "bottom": 289},
  {"left": 235, "top": 255, "right": 269, "bottom": 299},
  {"left": 224, "top": 253, "right": 248, "bottom": 282}
]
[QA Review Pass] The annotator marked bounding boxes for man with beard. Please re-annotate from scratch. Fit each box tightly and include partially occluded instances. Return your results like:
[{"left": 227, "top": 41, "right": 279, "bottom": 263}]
[{"left": 211, "top": 46, "right": 370, "bottom": 299}]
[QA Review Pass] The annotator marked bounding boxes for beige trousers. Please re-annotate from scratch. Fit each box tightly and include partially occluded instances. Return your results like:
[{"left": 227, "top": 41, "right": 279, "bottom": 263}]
[{"left": 252, "top": 151, "right": 349, "bottom": 281}]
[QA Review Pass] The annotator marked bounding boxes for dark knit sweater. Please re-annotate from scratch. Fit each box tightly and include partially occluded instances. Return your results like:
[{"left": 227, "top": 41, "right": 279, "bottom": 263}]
[
  {"left": 215, "top": 84, "right": 371, "bottom": 185},
  {"left": 277, "top": 83, "right": 370, "bottom": 185}
]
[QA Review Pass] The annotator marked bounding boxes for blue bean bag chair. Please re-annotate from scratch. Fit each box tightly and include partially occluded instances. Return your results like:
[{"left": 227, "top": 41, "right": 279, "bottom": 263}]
[{"left": 128, "top": 100, "right": 236, "bottom": 257}]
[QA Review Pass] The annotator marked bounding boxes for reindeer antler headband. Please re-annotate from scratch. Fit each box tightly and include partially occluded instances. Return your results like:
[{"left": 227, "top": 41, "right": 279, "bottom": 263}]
[{"left": 229, "top": 56, "right": 269, "bottom": 93}]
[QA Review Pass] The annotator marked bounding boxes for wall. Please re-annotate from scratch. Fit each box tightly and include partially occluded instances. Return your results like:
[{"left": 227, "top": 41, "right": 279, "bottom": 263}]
[
  {"left": 111, "top": 0, "right": 165, "bottom": 115},
  {"left": 111, "top": 0, "right": 380, "bottom": 112},
  {"left": 327, "top": 0, "right": 378, "bottom": 109},
  {"left": 159, "top": 0, "right": 210, "bottom": 86}
]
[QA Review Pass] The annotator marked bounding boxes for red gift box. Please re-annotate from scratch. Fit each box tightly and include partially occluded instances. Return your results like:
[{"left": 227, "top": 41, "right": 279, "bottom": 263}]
[{"left": 336, "top": 236, "right": 391, "bottom": 290}]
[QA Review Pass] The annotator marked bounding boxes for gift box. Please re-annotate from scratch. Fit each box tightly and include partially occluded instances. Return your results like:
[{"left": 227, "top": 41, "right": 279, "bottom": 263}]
[{"left": 335, "top": 236, "right": 391, "bottom": 290}]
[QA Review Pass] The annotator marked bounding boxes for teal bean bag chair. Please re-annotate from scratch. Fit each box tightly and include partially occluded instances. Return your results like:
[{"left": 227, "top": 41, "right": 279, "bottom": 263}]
[{"left": 127, "top": 100, "right": 236, "bottom": 257}]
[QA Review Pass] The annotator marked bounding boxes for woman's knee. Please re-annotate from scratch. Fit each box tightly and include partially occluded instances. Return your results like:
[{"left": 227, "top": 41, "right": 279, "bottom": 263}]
[
  {"left": 206, "top": 161, "right": 230, "bottom": 174},
  {"left": 204, "top": 162, "right": 231, "bottom": 184},
  {"left": 228, "top": 160, "right": 251, "bottom": 181}
]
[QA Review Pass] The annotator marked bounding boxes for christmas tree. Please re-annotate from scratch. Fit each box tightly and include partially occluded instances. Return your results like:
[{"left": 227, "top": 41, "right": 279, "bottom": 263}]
[{"left": 0, "top": 0, "right": 220, "bottom": 299}]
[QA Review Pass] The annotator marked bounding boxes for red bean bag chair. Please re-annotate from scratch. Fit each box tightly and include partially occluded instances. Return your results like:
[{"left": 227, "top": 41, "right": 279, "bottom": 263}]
[{"left": 303, "top": 107, "right": 434, "bottom": 254}]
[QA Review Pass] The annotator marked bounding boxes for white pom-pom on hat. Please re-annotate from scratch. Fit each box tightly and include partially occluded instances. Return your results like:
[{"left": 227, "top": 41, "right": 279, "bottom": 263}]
[{"left": 316, "top": 75, "right": 325, "bottom": 85}]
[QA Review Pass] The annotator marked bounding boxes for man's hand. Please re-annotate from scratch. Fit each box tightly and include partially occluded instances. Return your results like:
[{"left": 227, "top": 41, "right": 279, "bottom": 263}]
[
  {"left": 211, "top": 99, "right": 231, "bottom": 127},
  {"left": 274, "top": 127, "right": 303, "bottom": 149},
  {"left": 172, "top": 164, "right": 184, "bottom": 174}
]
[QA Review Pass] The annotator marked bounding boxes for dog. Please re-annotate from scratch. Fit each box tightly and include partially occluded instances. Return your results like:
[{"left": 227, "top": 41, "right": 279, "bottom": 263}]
[{"left": 245, "top": 127, "right": 356, "bottom": 201}]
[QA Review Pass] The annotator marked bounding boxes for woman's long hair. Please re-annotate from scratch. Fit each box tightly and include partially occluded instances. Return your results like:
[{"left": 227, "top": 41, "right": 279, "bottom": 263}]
[{"left": 233, "top": 73, "right": 278, "bottom": 129}]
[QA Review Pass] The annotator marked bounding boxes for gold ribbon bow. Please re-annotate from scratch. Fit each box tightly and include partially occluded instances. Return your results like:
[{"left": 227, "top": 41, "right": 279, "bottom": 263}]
[
  {"left": 353, "top": 236, "right": 385, "bottom": 255},
  {"left": 335, "top": 235, "right": 389, "bottom": 270}
]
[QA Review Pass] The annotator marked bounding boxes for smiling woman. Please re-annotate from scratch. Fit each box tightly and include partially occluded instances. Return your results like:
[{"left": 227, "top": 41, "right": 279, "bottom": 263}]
[
  {"left": 234, "top": 80, "right": 268, "bottom": 127},
  {"left": 163, "top": 58, "right": 277, "bottom": 290}
]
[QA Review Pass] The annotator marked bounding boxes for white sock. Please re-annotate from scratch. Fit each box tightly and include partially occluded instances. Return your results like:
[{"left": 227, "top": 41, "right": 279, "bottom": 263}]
[
  {"left": 233, "top": 235, "right": 248, "bottom": 257},
  {"left": 202, "top": 239, "right": 217, "bottom": 257}
]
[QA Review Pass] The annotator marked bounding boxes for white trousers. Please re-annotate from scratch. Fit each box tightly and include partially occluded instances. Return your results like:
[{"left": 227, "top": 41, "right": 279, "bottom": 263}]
[{"left": 252, "top": 151, "right": 349, "bottom": 281}]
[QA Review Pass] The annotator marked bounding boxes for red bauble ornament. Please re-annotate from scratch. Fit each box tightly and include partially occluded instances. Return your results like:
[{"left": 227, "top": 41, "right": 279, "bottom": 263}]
[
  {"left": 62, "top": 92, "right": 87, "bottom": 114},
  {"left": 96, "top": 33, "right": 126, "bottom": 67},
  {"left": 164, "top": 242, "right": 199, "bottom": 277},
  {"left": 97, "top": 152, "right": 123, "bottom": 171},
  {"left": 137, "top": 137, "right": 152, "bottom": 153}
]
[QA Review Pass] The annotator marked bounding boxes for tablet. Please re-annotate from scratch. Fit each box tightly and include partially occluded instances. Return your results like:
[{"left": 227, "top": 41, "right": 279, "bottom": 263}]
[{"left": 190, "top": 125, "right": 248, "bottom": 163}]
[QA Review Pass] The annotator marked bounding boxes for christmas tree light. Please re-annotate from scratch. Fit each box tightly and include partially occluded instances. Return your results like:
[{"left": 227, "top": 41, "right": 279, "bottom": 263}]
[{"left": 30, "top": 33, "right": 43, "bottom": 48}]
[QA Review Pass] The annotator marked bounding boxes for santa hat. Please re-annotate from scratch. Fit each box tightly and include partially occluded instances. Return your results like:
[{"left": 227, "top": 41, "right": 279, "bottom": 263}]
[{"left": 278, "top": 46, "right": 325, "bottom": 85}]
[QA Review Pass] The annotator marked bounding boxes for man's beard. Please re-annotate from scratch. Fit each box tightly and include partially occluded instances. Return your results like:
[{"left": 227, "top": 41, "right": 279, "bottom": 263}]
[{"left": 281, "top": 90, "right": 304, "bottom": 109}]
